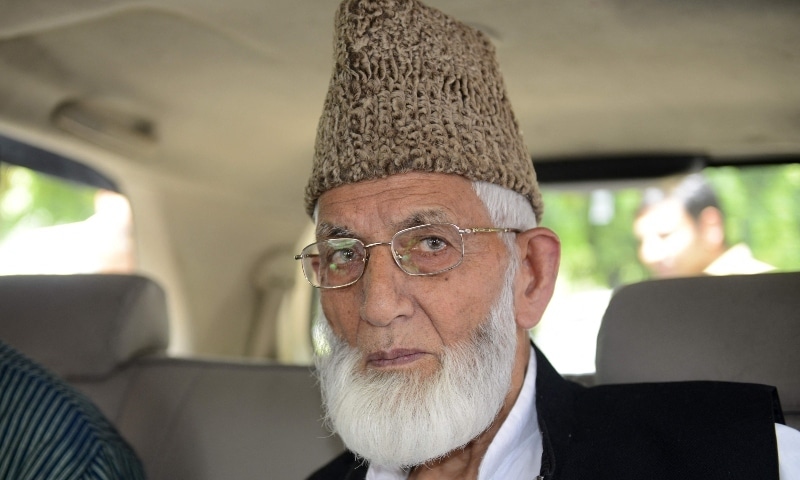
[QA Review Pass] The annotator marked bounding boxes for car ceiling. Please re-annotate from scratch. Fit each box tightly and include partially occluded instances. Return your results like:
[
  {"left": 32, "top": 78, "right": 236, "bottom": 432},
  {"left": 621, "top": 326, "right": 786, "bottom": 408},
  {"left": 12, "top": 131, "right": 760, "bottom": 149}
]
[{"left": 1, "top": 0, "right": 799, "bottom": 220}]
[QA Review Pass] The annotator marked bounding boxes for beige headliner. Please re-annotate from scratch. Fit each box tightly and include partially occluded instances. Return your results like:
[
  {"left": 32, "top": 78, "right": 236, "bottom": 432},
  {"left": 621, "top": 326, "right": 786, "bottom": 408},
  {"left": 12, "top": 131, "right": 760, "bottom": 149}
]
[
  {"left": 1, "top": 0, "right": 798, "bottom": 356},
  {"left": 2, "top": 0, "right": 799, "bottom": 213}
]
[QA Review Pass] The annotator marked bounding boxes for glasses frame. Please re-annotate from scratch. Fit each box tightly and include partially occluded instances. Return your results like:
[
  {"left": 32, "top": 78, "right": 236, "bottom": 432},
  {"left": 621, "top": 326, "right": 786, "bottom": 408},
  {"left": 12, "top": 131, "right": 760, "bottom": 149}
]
[{"left": 294, "top": 223, "right": 521, "bottom": 289}]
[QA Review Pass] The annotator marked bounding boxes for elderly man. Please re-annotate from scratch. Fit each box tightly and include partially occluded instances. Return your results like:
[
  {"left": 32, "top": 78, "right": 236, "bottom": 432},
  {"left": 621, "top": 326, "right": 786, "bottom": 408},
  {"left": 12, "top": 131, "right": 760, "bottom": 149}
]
[{"left": 297, "top": 1, "right": 800, "bottom": 478}]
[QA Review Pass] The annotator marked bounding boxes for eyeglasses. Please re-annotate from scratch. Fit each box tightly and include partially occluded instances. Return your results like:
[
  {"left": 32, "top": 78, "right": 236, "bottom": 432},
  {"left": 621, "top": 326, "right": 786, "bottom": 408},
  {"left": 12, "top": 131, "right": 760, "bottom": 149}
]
[{"left": 294, "top": 223, "right": 520, "bottom": 289}]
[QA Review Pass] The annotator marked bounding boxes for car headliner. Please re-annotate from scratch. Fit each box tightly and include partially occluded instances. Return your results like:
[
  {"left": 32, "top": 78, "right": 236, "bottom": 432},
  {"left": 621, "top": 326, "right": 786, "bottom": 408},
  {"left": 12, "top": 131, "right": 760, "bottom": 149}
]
[
  {"left": 1, "top": 0, "right": 799, "bottom": 214},
  {"left": 1, "top": 0, "right": 798, "bottom": 355}
]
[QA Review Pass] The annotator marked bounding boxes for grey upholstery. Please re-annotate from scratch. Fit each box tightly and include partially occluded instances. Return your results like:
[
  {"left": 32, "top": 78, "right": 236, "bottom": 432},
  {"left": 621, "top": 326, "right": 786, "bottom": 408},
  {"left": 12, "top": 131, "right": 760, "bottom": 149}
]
[
  {"left": 0, "top": 274, "right": 169, "bottom": 377},
  {"left": 0, "top": 274, "right": 342, "bottom": 479},
  {"left": 596, "top": 272, "right": 800, "bottom": 428},
  {"left": 83, "top": 357, "right": 343, "bottom": 480}
]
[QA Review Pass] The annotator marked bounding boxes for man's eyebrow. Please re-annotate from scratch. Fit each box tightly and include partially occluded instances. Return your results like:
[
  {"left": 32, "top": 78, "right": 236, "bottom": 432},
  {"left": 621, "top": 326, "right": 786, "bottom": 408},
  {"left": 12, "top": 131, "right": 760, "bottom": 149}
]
[
  {"left": 395, "top": 209, "right": 451, "bottom": 230},
  {"left": 316, "top": 209, "right": 452, "bottom": 239},
  {"left": 316, "top": 222, "right": 357, "bottom": 239}
]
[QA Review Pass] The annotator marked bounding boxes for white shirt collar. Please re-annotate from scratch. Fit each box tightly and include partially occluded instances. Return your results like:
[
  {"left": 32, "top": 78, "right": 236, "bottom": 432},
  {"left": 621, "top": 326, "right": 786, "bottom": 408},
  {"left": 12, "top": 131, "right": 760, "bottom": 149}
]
[
  {"left": 478, "top": 345, "right": 542, "bottom": 480},
  {"left": 366, "top": 346, "right": 542, "bottom": 480}
]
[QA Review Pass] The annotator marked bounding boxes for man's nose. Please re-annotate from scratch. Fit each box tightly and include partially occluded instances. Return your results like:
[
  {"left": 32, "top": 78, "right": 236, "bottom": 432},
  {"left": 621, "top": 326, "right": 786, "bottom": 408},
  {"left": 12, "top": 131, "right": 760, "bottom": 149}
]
[{"left": 358, "top": 245, "right": 413, "bottom": 327}]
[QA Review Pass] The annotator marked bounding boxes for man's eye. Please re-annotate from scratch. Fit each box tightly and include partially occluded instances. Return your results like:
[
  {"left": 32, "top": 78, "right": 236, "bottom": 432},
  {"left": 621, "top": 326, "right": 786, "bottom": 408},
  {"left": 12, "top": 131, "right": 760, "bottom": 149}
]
[
  {"left": 419, "top": 236, "right": 448, "bottom": 252},
  {"left": 330, "top": 248, "right": 356, "bottom": 265}
]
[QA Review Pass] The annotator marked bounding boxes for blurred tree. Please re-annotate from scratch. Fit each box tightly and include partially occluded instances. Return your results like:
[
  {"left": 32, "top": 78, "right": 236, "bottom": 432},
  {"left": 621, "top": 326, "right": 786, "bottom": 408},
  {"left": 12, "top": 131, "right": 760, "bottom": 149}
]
[
  {"left": 708, "top": 164, "right": 800, "bottom": 269},
  {"left": 0, "top": 163, "right": 96, "bottom": 241}
]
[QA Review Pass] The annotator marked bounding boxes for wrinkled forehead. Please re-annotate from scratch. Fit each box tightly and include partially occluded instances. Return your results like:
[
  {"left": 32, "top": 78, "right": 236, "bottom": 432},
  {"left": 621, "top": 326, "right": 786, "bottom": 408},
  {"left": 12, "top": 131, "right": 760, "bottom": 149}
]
[{"left": 314, "top": 172, "right": 490, "bottom": 239}]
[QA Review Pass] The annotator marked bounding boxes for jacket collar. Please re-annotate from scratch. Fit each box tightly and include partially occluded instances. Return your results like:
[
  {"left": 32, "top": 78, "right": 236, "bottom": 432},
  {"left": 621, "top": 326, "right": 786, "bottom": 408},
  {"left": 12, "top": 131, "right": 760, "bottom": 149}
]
[{"left": 533, "top": 343, "right": 582, "bottom": 479}]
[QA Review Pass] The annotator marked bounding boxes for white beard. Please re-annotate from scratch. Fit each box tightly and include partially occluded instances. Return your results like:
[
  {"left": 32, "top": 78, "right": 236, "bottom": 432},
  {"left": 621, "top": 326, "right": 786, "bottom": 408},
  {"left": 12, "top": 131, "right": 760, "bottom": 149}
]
[{"left": 314, "top": 266, "right": 518, "bottom": 469}]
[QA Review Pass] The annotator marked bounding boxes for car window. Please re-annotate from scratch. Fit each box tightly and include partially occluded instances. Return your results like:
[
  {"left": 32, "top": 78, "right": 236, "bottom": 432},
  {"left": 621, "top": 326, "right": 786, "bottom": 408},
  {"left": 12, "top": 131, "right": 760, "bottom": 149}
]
[
  {"left": 533, "top": 163, "right": 800, "bottom": 374},
  {"left": 0, "top": 162, "right": 135, "bottom": 275},
  {"left": 284, "top": 163, "right": 800, "bottom": 370}
]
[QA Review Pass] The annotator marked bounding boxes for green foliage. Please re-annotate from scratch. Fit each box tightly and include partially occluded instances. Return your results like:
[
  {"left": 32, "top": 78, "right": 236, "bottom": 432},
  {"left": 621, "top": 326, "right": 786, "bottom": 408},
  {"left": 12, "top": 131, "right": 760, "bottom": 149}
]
[
  {"left": 707, "top": 165, "right": 800, "bottom": 268},
  {"left": 0, "top": 163, "right": 96, "bottom": 241},
  {"left": 541, "top": 187, "right": 649, "bottom": 290},
  {"left": 540, "top": 164, "right": 800, "bottom": 291}
]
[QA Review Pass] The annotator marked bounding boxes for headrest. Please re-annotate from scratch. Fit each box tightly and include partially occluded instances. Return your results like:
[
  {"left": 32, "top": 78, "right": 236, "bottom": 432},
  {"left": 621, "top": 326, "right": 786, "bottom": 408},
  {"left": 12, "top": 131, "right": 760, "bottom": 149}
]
[
  {"left": 0, "top": 274, "right": 169, "bottom": 378},
  {"left": 596, "top": 272, "right": 800, "bottom": 414}
]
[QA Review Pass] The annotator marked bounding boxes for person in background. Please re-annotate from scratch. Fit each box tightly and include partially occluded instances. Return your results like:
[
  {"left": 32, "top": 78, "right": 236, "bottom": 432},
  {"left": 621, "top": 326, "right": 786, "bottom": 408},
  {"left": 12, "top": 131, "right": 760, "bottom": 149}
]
[
  {"left": 634, "top": 173, "right": 774, "bottom": 278},
  {"left": 0, "top": 340, "right": 146, "bottom": 480}
]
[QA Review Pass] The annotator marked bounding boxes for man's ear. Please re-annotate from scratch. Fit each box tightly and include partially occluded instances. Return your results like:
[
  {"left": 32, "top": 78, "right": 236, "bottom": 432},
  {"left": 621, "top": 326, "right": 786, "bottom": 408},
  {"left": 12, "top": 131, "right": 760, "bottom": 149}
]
[
  {"left": 698, "top": 206, "right": 725, "bottom": 247},
  {"left": 513, "top": 227, "right": 561, "bottom": 330}
]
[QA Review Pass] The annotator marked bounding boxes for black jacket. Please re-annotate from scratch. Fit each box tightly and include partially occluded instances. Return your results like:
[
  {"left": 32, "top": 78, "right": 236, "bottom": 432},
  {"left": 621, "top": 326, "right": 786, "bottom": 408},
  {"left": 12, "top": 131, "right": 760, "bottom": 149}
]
[{"left": 308, "top": 345, "right": 784, "bottom": 479}]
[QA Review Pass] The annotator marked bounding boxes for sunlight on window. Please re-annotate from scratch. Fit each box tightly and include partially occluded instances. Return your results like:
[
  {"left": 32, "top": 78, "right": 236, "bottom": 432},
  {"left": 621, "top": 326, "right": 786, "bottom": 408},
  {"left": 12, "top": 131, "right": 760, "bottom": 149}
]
[
  {"left": 0, "top": 164, "right": 135, "bottom": 275},
  {"left": 1, "top": 168, "right": 35, "bottom": 217}
]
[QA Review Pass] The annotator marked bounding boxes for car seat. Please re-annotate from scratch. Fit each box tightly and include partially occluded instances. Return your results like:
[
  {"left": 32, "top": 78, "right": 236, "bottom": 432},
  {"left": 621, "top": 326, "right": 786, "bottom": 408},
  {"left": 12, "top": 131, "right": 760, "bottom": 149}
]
[
  {"left": 0, "top": 274, "right": 343, "bottom": 479},
  {"left": 595, "top": 271, "right": 800, "bottom": 429}
]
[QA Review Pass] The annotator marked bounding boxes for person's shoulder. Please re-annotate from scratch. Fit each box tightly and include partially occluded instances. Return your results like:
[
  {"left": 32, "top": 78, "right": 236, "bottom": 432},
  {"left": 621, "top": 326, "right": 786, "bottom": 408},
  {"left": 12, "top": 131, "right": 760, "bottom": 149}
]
[
  {"left": 577, "top": 381, "right": 782, "bottom": 427},
  {"left": 0, "top": 341, "right": 145, "bottom": 480},
  {"left": 552, "top": 381, "right": 784, "bottom": 478},
  {"left": 307, "top": 450, "right": 368, "bottom": 480},
  {"left": 578, "top": 382, "right": 780, "bottom": 457}
]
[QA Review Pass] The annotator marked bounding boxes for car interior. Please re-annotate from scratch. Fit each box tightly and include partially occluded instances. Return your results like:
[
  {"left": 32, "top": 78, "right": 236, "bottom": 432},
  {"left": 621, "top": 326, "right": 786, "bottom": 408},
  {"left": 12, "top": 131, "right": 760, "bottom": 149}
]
[{"left": 0, "top": 1, "right": 798, "bottom": 479}]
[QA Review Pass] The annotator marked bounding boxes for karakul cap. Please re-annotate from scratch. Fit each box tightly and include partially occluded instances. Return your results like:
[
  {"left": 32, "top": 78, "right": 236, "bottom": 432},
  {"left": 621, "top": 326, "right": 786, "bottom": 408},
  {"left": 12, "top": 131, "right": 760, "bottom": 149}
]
[{"left": 306, "top": 0, "right": 543, "bottom": 222}]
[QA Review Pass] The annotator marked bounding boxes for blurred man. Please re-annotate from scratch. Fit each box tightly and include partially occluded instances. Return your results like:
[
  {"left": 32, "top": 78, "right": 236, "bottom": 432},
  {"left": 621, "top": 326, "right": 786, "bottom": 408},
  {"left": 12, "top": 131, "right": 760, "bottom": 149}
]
[
  {"left": 634, "top": 174, "right": 773, "bottom": 278},
  {"left": 299, "top": 1, "right": 799, "bottom": 478}
]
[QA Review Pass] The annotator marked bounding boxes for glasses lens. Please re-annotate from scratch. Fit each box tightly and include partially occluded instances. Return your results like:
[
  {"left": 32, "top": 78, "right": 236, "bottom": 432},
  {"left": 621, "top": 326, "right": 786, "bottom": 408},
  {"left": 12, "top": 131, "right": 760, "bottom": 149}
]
[
  {"left": 393, "top": 224, "right": 463, "bottom": 275},
  {"left": 301, "top": 238, "right": 366, "bottom": 287}
]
